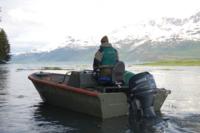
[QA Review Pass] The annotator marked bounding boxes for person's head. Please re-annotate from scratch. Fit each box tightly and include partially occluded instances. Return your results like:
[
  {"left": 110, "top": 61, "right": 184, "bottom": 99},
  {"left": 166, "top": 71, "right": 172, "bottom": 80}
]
[{"left": 100, "top": 36, "right": 109, "bottom": 44}]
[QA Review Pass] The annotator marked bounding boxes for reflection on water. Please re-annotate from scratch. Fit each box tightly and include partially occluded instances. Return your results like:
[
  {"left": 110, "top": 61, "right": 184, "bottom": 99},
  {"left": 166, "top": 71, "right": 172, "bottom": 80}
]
[
  {"left": 0, "top": 65, "right": 9, "bottom": 92},
  {"left": 0, "top": 65, "right": 9, "bottom": 109},
  {"left": 0, "top": 64, "right": 200, "bottom": 133},
  {"left": 129, "top": 118, "right": 168, "bottom": 133},
  {"left": 33, "top": 103, "right": 129, "bottom": 133}
]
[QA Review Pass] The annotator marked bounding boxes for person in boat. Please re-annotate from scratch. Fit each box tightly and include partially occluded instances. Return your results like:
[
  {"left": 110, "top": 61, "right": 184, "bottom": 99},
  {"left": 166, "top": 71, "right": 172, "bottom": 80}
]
[
  {"left": 93, "top": 36, "right": 119, "bottom": 85},
  {"left": 93, "top": 35, "right": 135, "bottom": 86}
]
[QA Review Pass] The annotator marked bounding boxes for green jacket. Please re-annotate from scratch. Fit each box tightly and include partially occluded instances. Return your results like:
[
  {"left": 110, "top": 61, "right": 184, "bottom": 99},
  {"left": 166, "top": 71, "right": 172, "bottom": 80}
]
[{"left": 93, "top": 43, "right": 119, "bottom": 71}]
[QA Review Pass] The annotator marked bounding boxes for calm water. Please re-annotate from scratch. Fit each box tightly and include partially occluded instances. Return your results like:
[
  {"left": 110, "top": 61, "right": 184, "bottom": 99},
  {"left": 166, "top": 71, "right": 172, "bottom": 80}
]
[{"left": 0, "top": 63, "right": 200, "bottom": 133}]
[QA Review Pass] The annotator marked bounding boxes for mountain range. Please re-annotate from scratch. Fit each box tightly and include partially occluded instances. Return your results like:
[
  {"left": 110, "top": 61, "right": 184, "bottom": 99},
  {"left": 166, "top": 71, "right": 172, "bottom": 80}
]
[{"left": 12, "top": 11, "right": 200, "bottom": 63}]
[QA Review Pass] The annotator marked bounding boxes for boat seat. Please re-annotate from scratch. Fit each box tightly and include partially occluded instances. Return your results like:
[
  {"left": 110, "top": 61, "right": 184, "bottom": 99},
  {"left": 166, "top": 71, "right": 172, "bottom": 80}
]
[
  {"left": 97, "top": 61, "right": 125, "bottom": 86},
  {"left": 68, "top": 70, "right": 97, "bottom": 88},
  {"left": 112, "top": 61, "right": 125, "bottom": 85}
]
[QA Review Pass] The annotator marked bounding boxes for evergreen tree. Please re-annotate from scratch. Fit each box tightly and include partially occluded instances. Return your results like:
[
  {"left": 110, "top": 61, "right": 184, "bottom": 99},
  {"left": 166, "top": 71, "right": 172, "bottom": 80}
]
[{"left": 0, "top": 29, "right": 11, "bottom": 62}]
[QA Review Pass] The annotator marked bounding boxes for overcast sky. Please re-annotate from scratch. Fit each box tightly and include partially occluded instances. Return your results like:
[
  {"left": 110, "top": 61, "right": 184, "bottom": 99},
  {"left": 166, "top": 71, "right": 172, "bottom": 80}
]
[{"left": 0, "top": 0, "right": 200, "bottom": 53}]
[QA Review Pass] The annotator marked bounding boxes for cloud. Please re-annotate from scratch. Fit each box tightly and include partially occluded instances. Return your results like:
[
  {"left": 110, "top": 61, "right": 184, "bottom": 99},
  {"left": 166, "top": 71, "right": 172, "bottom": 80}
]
[{"left": 1, "top": 0, "right": 200, "bottom": 54}]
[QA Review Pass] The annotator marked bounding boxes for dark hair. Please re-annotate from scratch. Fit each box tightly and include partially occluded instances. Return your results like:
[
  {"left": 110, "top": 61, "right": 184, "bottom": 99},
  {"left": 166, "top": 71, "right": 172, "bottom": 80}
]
[{"left": 101, "top": 36, "right": 109, "bottom": 43}]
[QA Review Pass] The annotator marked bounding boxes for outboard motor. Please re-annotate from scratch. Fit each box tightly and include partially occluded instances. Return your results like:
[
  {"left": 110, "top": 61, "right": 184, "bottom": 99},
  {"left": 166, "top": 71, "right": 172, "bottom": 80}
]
[{"left": 128, "top": 72, "right": 157, "bottom": 119}]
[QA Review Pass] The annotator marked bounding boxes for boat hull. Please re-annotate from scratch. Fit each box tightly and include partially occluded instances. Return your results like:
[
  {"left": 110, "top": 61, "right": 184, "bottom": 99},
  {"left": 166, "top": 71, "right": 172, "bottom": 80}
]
[{"left": 29, "top": 73, "right": 170, "bottom": 119}]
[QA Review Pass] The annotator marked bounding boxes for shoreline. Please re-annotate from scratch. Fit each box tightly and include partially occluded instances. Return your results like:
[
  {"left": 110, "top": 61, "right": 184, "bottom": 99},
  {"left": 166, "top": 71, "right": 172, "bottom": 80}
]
[{"left": 140, "top": 60, "right": 200, "bottom": 66}]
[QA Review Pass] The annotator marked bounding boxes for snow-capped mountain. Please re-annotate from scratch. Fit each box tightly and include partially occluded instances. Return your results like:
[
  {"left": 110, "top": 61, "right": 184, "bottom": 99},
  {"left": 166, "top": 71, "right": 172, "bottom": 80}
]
[
  {"left": 59, "top": 11, "right": 200, "bottom": 50},
  {"left": 111, "top": 11, "right": 200, "bottom": 47},
  {"left": 12, "top": 11, "right": 200, "bottom": 63},
  {"left": 64, "top": 36, "right": 93, "bottom": 48}
]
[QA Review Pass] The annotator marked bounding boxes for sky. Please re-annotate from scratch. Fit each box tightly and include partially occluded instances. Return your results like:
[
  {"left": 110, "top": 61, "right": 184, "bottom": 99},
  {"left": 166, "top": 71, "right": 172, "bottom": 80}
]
[{"left": 0, "top": 0, "right": 200, "bottom": 54}]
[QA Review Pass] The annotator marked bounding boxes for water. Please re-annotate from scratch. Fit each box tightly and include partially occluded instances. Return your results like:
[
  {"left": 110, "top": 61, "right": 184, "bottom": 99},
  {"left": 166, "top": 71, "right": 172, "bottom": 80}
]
[{"left": 1, "top": 63, "right": 200, "bottom": 133}]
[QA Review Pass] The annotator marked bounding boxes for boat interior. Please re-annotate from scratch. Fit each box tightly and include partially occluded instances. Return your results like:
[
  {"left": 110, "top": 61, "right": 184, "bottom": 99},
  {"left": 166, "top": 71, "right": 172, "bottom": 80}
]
[{"left": 34, "top": 70, "right": 129, "bottom": 93}]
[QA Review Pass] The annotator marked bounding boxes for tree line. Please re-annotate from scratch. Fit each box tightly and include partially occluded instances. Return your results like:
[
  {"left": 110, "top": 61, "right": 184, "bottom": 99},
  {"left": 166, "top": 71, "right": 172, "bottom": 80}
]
[{"left": 0, "top": 7, "right": 11, "bottom": 63}]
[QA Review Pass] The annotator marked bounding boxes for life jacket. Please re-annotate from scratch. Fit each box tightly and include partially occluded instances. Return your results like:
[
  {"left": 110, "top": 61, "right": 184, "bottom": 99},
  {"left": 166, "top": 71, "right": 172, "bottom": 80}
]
[
  {"left": 97, "top": 45, "right": 118, "bottom": 85},
  {"left": 100, "top": 46, "right": 118, "bottom": 66}
]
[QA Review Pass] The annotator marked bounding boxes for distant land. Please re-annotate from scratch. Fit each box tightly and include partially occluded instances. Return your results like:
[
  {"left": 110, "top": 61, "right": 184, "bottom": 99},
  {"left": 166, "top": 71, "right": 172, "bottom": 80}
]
[
  {"left": 12, "top": 11, "right": 200, "bottom": 64},
  {"left": 11, "top": 40, "right": 200, "bottom": 64},
  {"left": 141, "top": 59, "right": 200, "bottom": 66}
]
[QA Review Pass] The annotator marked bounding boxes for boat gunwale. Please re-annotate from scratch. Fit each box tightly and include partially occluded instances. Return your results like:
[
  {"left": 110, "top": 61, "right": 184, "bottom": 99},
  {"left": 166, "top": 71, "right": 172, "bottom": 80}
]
[{"left": 28, "top": 73, "right": 99, "bottom": 97}]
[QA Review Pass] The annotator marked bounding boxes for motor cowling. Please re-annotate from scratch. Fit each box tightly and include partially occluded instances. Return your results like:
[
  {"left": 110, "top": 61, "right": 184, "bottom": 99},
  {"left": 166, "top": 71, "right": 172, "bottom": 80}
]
[{"left": 128, "top": 72, "right": 157, "bottom": 119}]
